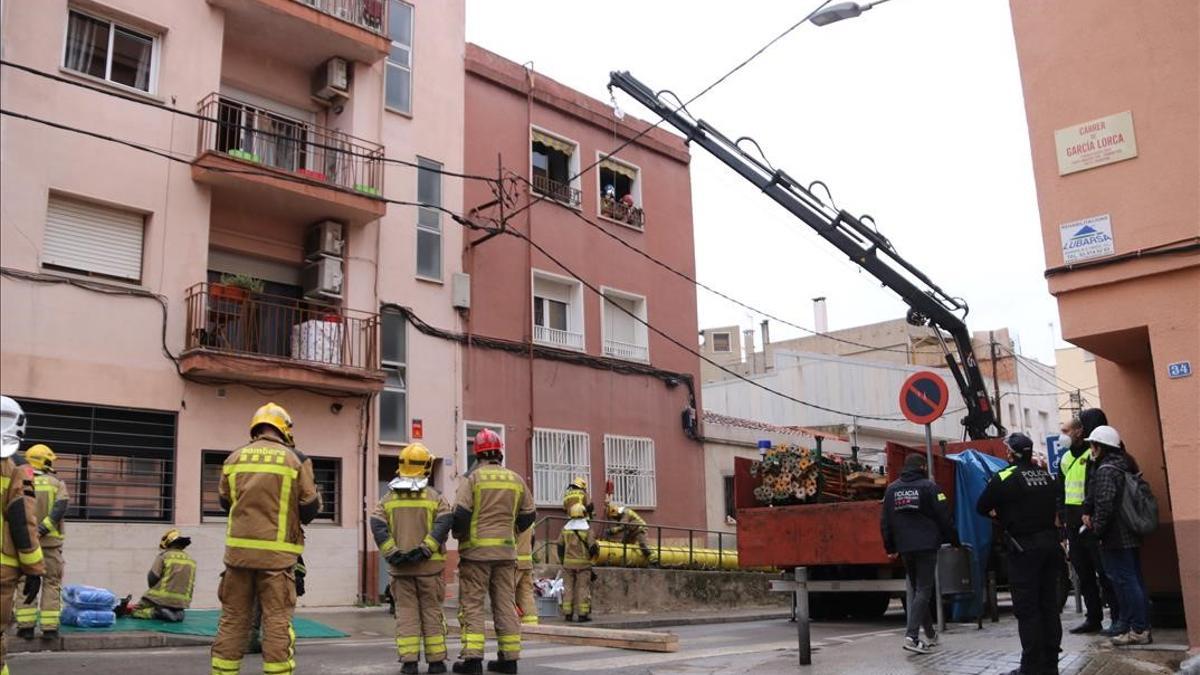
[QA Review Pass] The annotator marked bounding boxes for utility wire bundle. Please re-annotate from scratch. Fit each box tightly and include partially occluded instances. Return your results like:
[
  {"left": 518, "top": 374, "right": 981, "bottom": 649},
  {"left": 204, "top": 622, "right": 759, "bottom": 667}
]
[{"left": 750, "top": 445, "right": 884, "bottom": 506}]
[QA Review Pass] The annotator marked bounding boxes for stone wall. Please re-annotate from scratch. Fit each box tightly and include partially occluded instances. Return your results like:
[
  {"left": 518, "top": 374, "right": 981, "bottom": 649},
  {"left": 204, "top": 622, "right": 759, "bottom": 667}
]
[{"left": 537, "top": 566, "right": 788, "bottom": 614}]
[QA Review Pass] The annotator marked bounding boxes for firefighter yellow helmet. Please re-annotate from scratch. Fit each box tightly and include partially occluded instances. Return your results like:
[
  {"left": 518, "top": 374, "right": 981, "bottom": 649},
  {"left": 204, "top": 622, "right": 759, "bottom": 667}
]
[
  {"left": 606, "top": 502, "right": 623, "bottom": 518},
  {"left": 398, "top": 443, "right": 434, "bottom": 478},
  {"left": 160, "top": 528, "right": 182, "bottom": 549},
  {"left": 568, "top": 503, "right": 587, "bottom": 519},
  {"left": 250, "top": 402, "right": 294, "bottom": 446},
  {"left": 25, "top": 444, "right": 57, "bottom": 472},
  {"left": 570, "top": 476, "right": 588, "bottom": 491}
]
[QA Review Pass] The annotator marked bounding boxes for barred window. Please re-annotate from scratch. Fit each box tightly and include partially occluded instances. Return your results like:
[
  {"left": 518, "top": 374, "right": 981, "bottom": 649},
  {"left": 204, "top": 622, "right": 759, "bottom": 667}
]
[
  {"left": 201, "top": 450, "right": 339, "bottom": 523},
  {"left": 531, "top": 428, "right": 589, "bottom": 507},
  {"left": 604, "top": 434, "right": 656, "bottom": 508},
  {"left": 16, "top": 398, "right": 176, "bottom": 522}
]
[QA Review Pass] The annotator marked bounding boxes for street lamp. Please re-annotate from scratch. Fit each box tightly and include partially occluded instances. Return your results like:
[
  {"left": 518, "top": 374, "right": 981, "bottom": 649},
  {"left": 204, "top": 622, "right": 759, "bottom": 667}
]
[{"left": 810, "top": 0, "right": 892, "bottom": 27}]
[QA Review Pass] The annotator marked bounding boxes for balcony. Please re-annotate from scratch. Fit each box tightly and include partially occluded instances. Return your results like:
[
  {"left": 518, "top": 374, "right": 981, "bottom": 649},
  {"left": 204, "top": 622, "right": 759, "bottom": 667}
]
[
  {"left": 534, "top": 325, "right": 584, "bottom": 351},
  {"left": 192, "top": 93, "right": 386, "bottom": 226},
  {"left": 601, "top": 197, "right": 645, "bottom": 229},
  {"left": 604, "top": 338, "right": 649, "bottom": 362},
  {"left": 181, "top": 283, "right": 385, "bottom": 395},
  {"left": 209, "top": 0, "right": 389, "bottom": 67},
  {"left": 532, "top": 174, "right": 582, "bottom": 209}
]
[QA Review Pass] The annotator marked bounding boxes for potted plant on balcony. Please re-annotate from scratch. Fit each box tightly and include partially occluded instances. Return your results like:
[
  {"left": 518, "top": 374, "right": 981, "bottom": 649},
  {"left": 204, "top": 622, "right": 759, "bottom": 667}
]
[{"left": 211, "top": 273, "right": 265, "bottom": 303}]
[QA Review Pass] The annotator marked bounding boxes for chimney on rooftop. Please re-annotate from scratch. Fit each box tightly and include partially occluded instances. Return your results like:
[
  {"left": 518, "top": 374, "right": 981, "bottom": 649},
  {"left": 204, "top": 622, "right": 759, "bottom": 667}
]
[
  {"left": 743, "top": 329, "right": 756, "bottom": 374},
  {"left": 760, "top": 319, "right": 772, "bottom": 371},
  {"left": 813, "top": 297, "right": 828, "bottom": 334}
]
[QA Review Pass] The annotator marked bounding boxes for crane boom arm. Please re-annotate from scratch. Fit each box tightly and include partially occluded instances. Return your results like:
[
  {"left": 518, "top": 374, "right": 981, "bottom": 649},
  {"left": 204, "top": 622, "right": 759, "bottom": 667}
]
[{"left": 609, "top": 71, "right": 1000, "bottom": 439}]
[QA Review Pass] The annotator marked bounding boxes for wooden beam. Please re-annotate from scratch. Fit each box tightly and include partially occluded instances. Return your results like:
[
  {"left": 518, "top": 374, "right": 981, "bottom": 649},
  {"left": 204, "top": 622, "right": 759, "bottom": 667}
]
[{"left": 521, "top": 624, "right": 679, "bottom": 653}]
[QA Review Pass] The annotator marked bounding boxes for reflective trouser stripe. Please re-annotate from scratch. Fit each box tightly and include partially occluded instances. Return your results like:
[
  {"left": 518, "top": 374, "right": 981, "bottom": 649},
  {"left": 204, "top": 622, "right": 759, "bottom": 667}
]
[
  {"left": 521, "top": 614, "right": 539, "bottom": 625},
  {"left": 462, "top": 632, "right": 485, "bottom": 650},
  {"left": 211, "top": 656, "right": 241, "bottom": 674},
  {"left": 396, "top": 635, "right": 421, "bottom": 656},
  {"left": 15, "top": 607, "right": 38, "bottom": 625},
  {"left": 41, "top": 609, "right": 60, "bottom": 627},
  {"left": 424, "top": 634, "right": 447, "bottom": 655},
  {"left": 263, "top": 660, "right": 295, "bottom": 674},
  {"left": 497, "top": 633, "right": 521, "bottom": 654},
  {"left": 562, "top": 601, "right": 573, "bottom": 613}
]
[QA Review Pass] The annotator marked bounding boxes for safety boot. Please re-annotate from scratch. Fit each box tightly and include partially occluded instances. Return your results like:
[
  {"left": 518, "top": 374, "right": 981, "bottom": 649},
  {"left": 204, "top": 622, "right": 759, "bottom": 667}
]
[
  {"left": 41, "top": 628, "right": 59, "bottom": 640},
  {"left": 400, "top": 663, "right": 419, "bottom": 675},
  {"left": 16, "top": 627, "right": 35, "bottom": 640},
  {"left": 427, "top": 662, "right": 447, "bottom": 674},
  {"left": 451, "top": 659, "right": 482, "bottom": 674},
  {"left": 576, "top": 614, "right": 592, "bottom": 623},
  {"left": 486, "top": 659, "right": 518, "bottom": 674}
]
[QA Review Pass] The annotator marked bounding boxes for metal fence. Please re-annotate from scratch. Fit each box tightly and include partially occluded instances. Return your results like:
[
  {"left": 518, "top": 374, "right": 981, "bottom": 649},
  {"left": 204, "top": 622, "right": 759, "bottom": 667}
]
[
  {"left": 197, "top": 93, "right": 385, "bottom": 196},
  {"left": 295, "top": 0, "right": 386, "bottom": 34},
  {"left": 600, "top": 198, "right": 646, "bottom": 228},
  {"left": 185, "top": 283, "right": 380, "bottom": 372},
  {"left": 532, "top": 515, "right": 739, "bottom": 570},
  {"left": 532, "top": 174, "right": 582, "bottom": 208}
]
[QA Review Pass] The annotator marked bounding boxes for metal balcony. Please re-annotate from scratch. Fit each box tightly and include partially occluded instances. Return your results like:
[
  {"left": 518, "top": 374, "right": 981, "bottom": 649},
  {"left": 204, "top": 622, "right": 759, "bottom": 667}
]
[
  {"left": 209, "top": 0, "right": 389, "bottom": 66},
  {"left": 532, "top": 174, "right": 582, "bottom": 209},
  {"left": 601, "top": 197, "right": 646, "bottom": 229}
]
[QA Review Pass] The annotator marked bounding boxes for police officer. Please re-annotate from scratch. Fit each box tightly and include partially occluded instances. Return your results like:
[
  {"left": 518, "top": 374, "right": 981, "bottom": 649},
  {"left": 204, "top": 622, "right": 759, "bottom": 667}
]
[
  {"left": 977, "top": 433, "right": 1062, "bottom": 675},
  {"left": 210, "top": 403, "right": 321, "bottom": 675},
  {"left": 1, "top": 396, "right": 44, "bottom": 675},
  {"left": 451, "top": 429, "right": 535, "bottom": 675},
  {"left": 14, "top": 444, "right": 69, "bottom": 639}
]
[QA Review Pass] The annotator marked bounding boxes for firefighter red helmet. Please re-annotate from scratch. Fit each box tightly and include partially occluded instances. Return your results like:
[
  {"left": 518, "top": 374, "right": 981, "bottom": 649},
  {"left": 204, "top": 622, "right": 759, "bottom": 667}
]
[{"left": 473, "top": 428, "right": 503, "bottom": 455}]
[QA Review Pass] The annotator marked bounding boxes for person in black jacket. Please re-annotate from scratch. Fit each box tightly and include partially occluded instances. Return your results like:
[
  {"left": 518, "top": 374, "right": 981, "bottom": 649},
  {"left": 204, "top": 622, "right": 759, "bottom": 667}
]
[
  {"left": 881, "top": 453, "right": 957, "bottom": 654},
  {"left": 977, "top": 433, "right": 1061, "bottom": 675}
]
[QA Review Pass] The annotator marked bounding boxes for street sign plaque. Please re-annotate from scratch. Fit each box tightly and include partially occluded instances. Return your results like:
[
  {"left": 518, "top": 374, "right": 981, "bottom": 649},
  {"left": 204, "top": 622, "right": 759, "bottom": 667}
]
[{"left": 899, "top": 371, "right": 950, "bottom": 425}]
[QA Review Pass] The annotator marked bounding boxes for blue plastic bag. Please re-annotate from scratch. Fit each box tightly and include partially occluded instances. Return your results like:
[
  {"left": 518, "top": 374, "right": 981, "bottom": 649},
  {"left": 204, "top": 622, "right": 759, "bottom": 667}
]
[
  {"left": 62, "top": 584, "right": 117, "bottom": 610},
  {"left": 61, "top": 604, "right": 116, "bottom": 628}
]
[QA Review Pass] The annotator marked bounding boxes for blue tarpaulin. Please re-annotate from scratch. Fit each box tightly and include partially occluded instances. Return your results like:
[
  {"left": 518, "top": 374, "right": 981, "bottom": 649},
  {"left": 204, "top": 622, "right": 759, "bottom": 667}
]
[{"left": 946, "top": 449, "right": 1009, "bottom": 620}]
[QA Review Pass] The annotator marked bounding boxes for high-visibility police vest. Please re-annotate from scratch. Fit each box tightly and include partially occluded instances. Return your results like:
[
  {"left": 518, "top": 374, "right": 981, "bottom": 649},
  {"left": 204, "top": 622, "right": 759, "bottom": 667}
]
[{"left": 1061, "top": 449, "right": 1091, "bottom": 506}]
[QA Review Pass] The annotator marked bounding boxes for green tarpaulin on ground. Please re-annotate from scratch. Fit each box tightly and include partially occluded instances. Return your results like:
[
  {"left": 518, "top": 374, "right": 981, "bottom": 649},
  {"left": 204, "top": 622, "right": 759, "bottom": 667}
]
[{"left": 60, "top": 610, "right": 348, "bottom": 639}]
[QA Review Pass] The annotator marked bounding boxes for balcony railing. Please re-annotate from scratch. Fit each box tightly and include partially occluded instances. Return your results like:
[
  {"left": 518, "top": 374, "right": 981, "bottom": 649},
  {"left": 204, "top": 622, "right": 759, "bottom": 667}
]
[
  {"left": 534, "top": 324, "right": 584, "bottom": 351},
  {"left": 601, "top": 197, "right": 645, "bottom": 229},
  {"left": 197, "top": 93, "right": 384, "bottom": 197},
  {"left": 185, "top": 283, "right": 379, "bottom": 372},
  {"left": 604, "top": 338, "right": 648, "bottom": 362},
  {"left": 532, "top": 174, "right": 582, "bottom": 208},
  {"left": 295, "top": 0, "right": 386, "bottom": 35}
]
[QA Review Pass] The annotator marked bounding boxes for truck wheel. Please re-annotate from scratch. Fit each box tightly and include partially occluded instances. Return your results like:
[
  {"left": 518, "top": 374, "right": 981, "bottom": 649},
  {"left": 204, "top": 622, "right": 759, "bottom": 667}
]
[{"left": 849, "top": 592, "right": 892, "bottom": 620}]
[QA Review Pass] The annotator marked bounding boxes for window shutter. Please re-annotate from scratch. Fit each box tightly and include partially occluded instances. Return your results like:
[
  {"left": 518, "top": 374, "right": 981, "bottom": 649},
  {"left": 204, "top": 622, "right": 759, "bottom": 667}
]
[{"left": 44, "top": 195, "right": 144, "bottom": 281}]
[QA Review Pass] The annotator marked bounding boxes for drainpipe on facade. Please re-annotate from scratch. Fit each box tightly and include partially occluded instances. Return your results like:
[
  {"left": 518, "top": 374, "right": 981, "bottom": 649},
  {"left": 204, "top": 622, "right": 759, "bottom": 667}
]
[{"left": 524, "top": 63, "right": 536, "bottom": 488}]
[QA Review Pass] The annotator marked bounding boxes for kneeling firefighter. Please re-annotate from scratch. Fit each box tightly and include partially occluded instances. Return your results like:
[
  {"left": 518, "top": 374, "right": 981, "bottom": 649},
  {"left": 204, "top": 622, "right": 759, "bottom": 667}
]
[{"left": 116, "top": 528, "right": 197, "bottom": 622}]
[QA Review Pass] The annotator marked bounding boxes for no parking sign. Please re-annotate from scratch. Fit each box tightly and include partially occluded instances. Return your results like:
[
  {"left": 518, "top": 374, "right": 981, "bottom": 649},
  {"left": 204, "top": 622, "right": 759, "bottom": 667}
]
[{"left": 899, "top": 371, "right": 949, "bottom": 425}]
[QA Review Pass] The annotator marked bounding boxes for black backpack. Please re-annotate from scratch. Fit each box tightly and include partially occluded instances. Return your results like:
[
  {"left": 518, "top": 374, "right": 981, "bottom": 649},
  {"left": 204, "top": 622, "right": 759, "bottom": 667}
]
[{"left": 1098, "top": 464, "right": 1158, "bottom": 536}]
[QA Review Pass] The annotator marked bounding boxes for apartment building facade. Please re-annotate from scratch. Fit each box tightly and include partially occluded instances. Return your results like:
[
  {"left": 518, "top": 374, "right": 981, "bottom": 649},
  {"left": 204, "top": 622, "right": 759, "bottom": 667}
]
[
  {"left": 1010, "top": 0, "right": 1198, "bottom": 641},
  {"left": 0, "top": 0, "right": 465, "bottom": 606},
  {"left": 461, "top": 45, "right": 706, "bottom": 530}
]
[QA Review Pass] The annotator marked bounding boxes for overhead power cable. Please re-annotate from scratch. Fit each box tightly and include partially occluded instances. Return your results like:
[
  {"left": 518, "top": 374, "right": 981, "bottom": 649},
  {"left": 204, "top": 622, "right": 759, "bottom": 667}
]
[
  {"left": 997, "top": 344, "right": 1096, "bottom": 395},
  {"left": 0, "top": 59, "right": 497, "bottom": 184}
]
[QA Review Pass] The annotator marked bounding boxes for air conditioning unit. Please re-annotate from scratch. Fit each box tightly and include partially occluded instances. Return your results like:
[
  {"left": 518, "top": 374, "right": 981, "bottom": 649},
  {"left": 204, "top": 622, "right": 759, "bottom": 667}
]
[
  {"left": 302, "top": 255, "right": 344, "bottom": 300},
  {"left": 312, "top": 57, "right": 350, "bottom": 102},
  {"left": 305, "top": 220, "right": 345, "bottom": 260},
  {"left": 452, "top": 272, "right": 471, "bottom": 309}
]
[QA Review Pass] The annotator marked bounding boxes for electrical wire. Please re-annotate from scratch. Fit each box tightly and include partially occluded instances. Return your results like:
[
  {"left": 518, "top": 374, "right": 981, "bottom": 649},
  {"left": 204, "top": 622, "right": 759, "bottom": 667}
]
[
  {"left": 0, "top": 59, "right": 498, "bottom": 184},
  {"left": 997, "top": 344, "right": 1096, "bottom": 395}
]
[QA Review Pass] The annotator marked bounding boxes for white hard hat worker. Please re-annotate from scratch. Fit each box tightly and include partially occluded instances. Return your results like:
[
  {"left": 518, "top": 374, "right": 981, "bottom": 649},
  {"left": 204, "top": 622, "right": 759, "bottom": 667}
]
[
  {"left": 249, "top": 402, "right": 294, "bottom": 446},
  {"left": 1, "top": 395, "right": 27, "bottom": 458},
  {"left": 390, "top": 443, "right": 434, "bottom": 492},
  {"left": 1084, "top": 425, "right": 1121, "bottom": 450}
]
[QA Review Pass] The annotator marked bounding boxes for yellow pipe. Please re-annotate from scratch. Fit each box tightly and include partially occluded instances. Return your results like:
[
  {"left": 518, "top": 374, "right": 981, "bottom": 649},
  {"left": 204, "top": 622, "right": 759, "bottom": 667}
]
[{"left": 593, "top": 540, "right": 741, "bottom": 570}]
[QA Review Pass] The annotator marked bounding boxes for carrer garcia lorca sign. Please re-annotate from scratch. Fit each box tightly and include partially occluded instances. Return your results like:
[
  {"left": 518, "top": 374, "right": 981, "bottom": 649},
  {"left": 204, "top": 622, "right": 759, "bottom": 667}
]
[
  {"left": 1059, "top": 214, "right": 1115, "bottom": 264},
  {"left": 1054, "top": 111, "right": 1138, "bottom": 176}
]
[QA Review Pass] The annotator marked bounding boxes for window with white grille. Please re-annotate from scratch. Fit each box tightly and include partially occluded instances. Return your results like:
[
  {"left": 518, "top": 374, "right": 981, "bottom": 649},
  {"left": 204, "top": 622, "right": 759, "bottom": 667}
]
[
  {"left": 43, "top": 194, "right": 145, "bottom": 282},
  {"left": 604, "top": 435, "right": 656, "bottom": 508},
  {"left": 532, "top": 428, "right": 590, "bottom": 506}
]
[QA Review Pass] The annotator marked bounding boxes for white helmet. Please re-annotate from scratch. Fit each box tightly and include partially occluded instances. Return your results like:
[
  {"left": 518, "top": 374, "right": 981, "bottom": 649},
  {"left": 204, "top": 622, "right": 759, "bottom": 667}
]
[
  {"left": 1085, "top": 425, "right": 1121, "bottom": 449},
  {"left": 1, "top": 396, "right": 27, "bottom": 459}
]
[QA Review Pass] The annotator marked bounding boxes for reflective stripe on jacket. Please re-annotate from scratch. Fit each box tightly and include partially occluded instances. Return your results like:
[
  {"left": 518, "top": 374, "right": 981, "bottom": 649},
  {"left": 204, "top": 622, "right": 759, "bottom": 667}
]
[
  {"left": 557, "top": 527, "right": 596, "bottom": 570},
  {"left": 220, "top": 439, "right": 320, "bottom": 569},
  {"left": 1, "top": 458, "right": 45, "bottom": 574},
  {"left": 145, "top": 549, "right": 196, "bottom": 609},
  {"left": 516, "top": 526, "right": 534, "bottom": 570},
  {"left": 32, "top": 472, "right": 69, "bottom": 545},
  {"left": 373, "top": 486, "right": 451, "bottom": 576},
  {"left": 454, "top": 461, "right": 535, "bottom": 562}
]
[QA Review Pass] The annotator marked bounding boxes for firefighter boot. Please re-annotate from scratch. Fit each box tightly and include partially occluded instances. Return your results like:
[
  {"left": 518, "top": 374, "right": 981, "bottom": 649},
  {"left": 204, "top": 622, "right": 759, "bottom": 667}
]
[
  {"left": 15, "top": 628, "right": 33, "bottom": 640},
  {"left": 427, "top": 661, "right": 447, "bottom": 674},
  {"left": 486, "top": 659, "right": 518, "bottom": 674},
  {"left": 400, "top": 663, "right": 418, "bottom": 675},
  {"left": 452, "top": 659, "right": 483, "bottom": 674},
  {"left": 577, "top": 614, "right": 592, "bottom": 623}
]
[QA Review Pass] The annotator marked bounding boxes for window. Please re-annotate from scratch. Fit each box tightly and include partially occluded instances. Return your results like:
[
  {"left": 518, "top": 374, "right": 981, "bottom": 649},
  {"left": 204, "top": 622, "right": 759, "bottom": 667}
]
[
  {"left": 602, "top": 288, "right": 649, "bottom": 362},
  {"left": 598, "top": 157, "right": 644, "bottom": 228},
  {"left": 711, "top": 332, "right": 732, "bottom": 353},
  {"left": 385, "top": 0, "right": 413, "bottom": 114},
  {"left": 604, "top": 435, "right": 656, "bottom": 508},
  {"left": 532, "top": 429, "right": 589, "bottom": 506},
  {"left": 1038, "top": 411, "right": 1050, "bottom": 441},
  {"left": 723, "top": 475, "right": 736, "bottom": 520},
  {"left": 533, "top": 271, "right": 584, "bottom": 351},
  {"left": 464, "top": 422, "right": 505, "bottom": 474},
  {"left": 63, "top": 10, "right": 156, "bottom": 92},
  {"left": 380, "top": 310, "right": 407, "bottom": 443},
  {"left": 43, "top": 194, "right": 145, "bottom": 282},
  {"left": 16, "top": 398, "right": 176, "bottom": 522},
  {"left": 416, "top": 157, "right": 442, "bottom": 280},
  {"left": 531, "top": 129, "right": 581, "bottom": 207},
  {"left": 202, "top": 451, "right": 339, "bottom": 522}
]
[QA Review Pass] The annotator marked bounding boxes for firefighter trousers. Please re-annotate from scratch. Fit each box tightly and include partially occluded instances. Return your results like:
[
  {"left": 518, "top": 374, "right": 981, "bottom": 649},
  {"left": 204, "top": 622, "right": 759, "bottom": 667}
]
[
  {"left": 516, "top": 568, "right": 538, "bottom": 625},
  {"left": 390, "top": 574, "right": 447, "bottom": 664},
  {"left": 458, "top": 560, "right": 520, "bottom": 661},
  {"left": 2, "top": 565, "right": 20, "bottom": 675},
  {"left": 561, "top": 568, "right": 592, "bottom": 618},
  {"left": 211, "top": 566, "right": 297, "bottom": 675},
  {"left": 16, "top": 545, "right": 63, "bottom": 630}
]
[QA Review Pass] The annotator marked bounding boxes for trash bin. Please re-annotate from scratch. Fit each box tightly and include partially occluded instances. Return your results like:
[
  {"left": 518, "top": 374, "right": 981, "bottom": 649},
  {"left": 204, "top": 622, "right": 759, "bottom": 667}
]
[
  {"left": 537, "top": 595, "right": 559, "bottom": 618},
  {"left": 938, "top": 546, "right": 974, "bottom": 594}
]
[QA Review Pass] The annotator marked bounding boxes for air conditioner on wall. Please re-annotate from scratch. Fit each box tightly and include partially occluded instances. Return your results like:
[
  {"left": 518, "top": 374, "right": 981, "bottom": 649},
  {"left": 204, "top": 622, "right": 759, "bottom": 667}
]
[
  {"left": 305, "top": 220, "right": 345, "bottom": 260},
  {"left": 303, "top": 255, "right": 344, "bottom": 300},
  {"left": 312, "top": 57, "right": 350, "bottom": 102}
]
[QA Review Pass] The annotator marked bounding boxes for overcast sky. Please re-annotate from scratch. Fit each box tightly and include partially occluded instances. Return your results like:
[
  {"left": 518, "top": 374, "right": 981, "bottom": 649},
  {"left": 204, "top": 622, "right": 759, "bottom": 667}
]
[{"left": 466, "top": 0, "right": 1062, "bottom": 365}]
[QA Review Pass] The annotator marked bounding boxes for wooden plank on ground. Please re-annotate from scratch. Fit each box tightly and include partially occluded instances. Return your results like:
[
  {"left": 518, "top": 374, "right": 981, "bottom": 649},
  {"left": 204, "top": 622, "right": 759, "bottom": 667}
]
[{"left": 521, "top": 623, "right": 679, "bottom": 653}]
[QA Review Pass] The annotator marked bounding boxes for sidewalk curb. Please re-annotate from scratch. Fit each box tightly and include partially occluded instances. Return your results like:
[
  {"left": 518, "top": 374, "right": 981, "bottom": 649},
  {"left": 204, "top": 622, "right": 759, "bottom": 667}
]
[
  {"left": 560, "top": 610, "right": 793, "bottom": 630},
  {"left": 11, "top": 632, "right": 212, "bottom": 653}
]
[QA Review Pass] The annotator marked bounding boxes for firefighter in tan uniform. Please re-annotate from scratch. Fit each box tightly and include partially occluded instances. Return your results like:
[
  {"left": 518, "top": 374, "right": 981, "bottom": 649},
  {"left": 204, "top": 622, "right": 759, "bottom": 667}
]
[
  {"left": 370, "top": 443, "right": 452, "bottom": 675},
  {"left": 14, "top": 444, "right": 69, "bottom": 638},
  {"left": 605, "top": 502, "right": 655, "bottom": 563},
  {"left": 115, "top": 529, "right": 196, "bottom": 622},
  {"left": 514, "top": 525, "right": 537, "bottom": 626},
  {"left": 211, "top": 403, "right": 321, "bottom": 675},
  {"left": 451, "top": 429, "right": 535, "bottom": 675},
  {"left": 2, "top": 395, "right": 45, "bottom": 675},
  {"left": 561, "top": 476, "right": 592, "bottom": 517},
  {"left": 556, "top": 503, "right": 598, "bottom": 622}
]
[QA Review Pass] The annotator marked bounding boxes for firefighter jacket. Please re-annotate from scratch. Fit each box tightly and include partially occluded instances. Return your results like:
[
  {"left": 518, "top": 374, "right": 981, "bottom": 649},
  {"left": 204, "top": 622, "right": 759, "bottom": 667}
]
[
  {"left": 556, "top": 525, "right": 597, "bottom": 570},
  {"left": 562, "top": 486, "right": 589, "bottom": 514},
  {"left": 1, "top": 457, "right": 45, "bottom": 575},
  {"left": 219, "top": 437, "right": 321, "bottom": 570},
  {"left": 452, "top": 459, "right": 536, "bottom": 562},
  {"left": 144, "top": 548, "right": 196, "bottom": 609},
  {"left": 516, "top": 525, "right": 535, "bottom": 571},
  {"left": 607, "top": 508, "right": 646, "bottom": 539},
  {"left": 31, "top": 471, "right": 69, "bottom": 548},
  {"left": 371, "top": 486, "right": 452, "bottom": 577}
]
